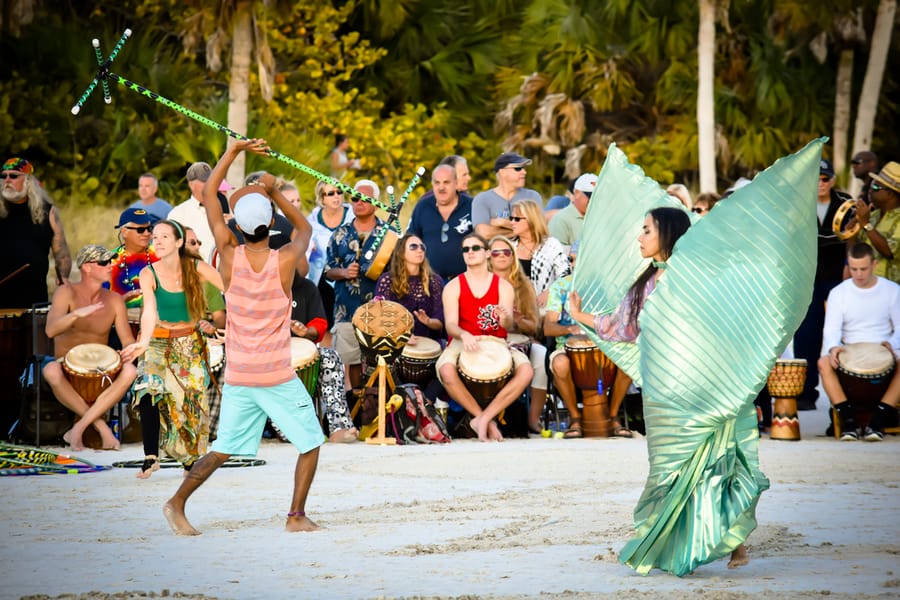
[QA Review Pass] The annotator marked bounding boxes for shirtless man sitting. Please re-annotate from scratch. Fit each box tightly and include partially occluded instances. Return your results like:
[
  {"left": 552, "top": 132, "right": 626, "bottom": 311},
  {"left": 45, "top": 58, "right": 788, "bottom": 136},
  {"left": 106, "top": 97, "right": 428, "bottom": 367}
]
[{"left": 43, "top": 245, "right": 138, "bottom": 451}]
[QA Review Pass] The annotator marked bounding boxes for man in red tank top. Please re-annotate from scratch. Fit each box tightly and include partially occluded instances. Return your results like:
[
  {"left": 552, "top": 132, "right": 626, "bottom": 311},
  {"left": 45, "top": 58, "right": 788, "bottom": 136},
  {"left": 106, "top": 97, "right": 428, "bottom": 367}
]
[
  {"left": 436, "top": 233, "right": 533, "bottom": 441},
  {"left": 163, "top": 139, "right": 322, "bottom": 536}
]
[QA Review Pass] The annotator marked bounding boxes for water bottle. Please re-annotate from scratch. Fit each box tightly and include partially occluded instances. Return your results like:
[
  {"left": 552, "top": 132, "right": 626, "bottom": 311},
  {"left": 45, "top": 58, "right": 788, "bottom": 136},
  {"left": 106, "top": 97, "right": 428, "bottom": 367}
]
[{"left": 110, "top": 418, "right": 120, "bottom": 440}]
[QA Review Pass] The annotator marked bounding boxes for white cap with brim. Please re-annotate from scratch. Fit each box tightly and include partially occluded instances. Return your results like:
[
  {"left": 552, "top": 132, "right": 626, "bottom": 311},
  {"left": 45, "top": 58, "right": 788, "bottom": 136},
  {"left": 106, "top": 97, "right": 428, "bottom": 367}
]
[{"left": 234, "top": 192, "right": 273, "bottom": 233}]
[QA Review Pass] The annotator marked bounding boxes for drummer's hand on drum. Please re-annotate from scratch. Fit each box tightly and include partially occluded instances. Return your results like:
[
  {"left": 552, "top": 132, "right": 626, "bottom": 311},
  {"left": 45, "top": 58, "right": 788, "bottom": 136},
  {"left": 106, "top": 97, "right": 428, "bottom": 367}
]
[
  {"left": 828, "top": 346, "right": 844, "bottom": 369},
  {"left": 290, "top": 320, "right": 308, "bottom": 339},
  {"left": 855, "top": 198, "right": 872, "bottom": 227},
  {"left": 407, "top": 334, "right": 419, "bottom": 346},
  {"left": 344, "top": 262, "right": 360, "bottom": 280},
  {"left": 460, "top": 331, "right": 479, "bottom": 352}
]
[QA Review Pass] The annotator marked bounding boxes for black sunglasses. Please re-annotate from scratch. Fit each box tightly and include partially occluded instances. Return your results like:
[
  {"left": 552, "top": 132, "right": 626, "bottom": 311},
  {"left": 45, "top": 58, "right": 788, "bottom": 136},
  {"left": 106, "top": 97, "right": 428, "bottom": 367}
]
[
  {"left": 2, "top": 172, "right": 22, "bottom": 180},
  {"left": 90, "top": 257, "right": 112, "bottom": 267},
  {"left": 691, "top": 207, "right": 707, "bottom": 214},
  {"left": 124, "top": 226, "right": 152, "bottom": 233},
  {"left": 323, "top": 190, "right": 342, "bottom": 197},
  {"left": 871, "top": 182, "right": 883, "bottom": 192},
  {"left": 505, "top": 166, "right": 526, "bottom": 172},
  {"left": 461, "top": 244, "right": 484, "bottom": 253},
  {"left": 509, "top": 216, "right": 526, "bottom": 222}
]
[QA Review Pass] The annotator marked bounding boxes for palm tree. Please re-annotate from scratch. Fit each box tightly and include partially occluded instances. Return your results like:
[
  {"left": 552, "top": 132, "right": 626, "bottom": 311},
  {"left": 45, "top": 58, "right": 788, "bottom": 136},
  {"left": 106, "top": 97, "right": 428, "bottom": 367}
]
[{"left": 697, "top": 0, "right": 718, "bottom": 193}]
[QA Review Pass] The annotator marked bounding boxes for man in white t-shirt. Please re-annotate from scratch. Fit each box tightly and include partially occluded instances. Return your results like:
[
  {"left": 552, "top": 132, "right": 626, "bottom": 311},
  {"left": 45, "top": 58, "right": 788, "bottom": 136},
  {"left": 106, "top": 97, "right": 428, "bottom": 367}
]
[
  {"left": 168, "top": 162, "right": 218, "bottom": 263},
  {"left": 818, "top": 244, "right": 900, "bottom": 441}
]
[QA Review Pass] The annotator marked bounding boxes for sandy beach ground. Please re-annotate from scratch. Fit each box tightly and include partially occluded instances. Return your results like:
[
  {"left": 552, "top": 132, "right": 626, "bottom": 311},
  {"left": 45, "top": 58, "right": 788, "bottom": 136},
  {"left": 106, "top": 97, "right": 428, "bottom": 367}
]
[{"left": 2, "top": 402, "right": 898, "bottom": 600}]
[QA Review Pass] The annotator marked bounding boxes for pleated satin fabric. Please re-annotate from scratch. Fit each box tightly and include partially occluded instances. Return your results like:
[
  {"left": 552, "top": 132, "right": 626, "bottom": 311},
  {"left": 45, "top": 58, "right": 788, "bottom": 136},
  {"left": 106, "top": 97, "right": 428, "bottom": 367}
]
[{"left": 574, "top": 139, "right": 825, "bottom": 576}]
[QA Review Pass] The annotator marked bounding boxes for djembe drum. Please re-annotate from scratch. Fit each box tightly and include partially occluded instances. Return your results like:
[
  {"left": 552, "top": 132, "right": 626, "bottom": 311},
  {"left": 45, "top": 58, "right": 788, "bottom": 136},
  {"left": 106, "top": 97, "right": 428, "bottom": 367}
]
[
  {"left": 290, "top": 338, "right": 321, "bottom": 396},
  {"left": 767, "top": 358, "right": 807, "bottom": 441},
  {"left": 397, "top": 337, "right": 442, "bottom": 386},
  {"left": 62, "top": 343, "right": 123, "bottom": 449},
  {"left": 458, "top": 336, "right": 513, "bottom": 409},
  {"left": 352, "top": 299, "right": 414, "bottom": 376},
  {"left": 837, "top": 343, "right": 896, "bottom": 404},
  {"left": 565, "top": 335, "right": 617, "bottom": 437}
]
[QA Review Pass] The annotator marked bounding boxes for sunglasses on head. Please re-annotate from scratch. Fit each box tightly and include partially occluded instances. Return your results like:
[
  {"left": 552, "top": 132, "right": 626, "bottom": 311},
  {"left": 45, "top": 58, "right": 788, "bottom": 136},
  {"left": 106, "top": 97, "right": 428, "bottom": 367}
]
[
  {"left": 124, "top": 226, "right": 152, "bottom": 233},
  {"left": 490, "top": 248, "right": 512, "bottom": 257},
  {"left": 691, "top": 207, "right": 707, "bottom": 214},
  {"left": 2, "top": 172, "right": 22, "bottom": 180},
  {"left": 407, "top": 242, "right": 426, "bottom": 251},
  {"left": 461, "top": 244, "right": 484, "bottom": 253},
  {"left": 323, "top": 190, "right": 341, "bottom": 197}
]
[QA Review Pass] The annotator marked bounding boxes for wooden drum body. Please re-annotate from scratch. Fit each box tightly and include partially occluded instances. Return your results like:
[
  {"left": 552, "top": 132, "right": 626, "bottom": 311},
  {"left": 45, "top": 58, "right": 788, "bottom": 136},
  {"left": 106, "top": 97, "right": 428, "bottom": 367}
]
[
  {"left": 767, "top": 358, "right": 806, "bottom": 441},
  {"left": 290, "top": 338, "right": 321, "bottom": 395},
  {"left": 397, "top": 337, "right": 442, "bottom": 386},
  {"left": 836, "top": 342, "right": 896, "bottom": 406},
  {"left": 363, "top": 227, "right": 399, "bottom": 281},
  {"left": 458, "top": 336, "right": 512, "bottom": 409},
  {"left": 565, "top": 335, "right": 617, "bottom": 437},
  {"left": 62, "top": 343, "right": 123, "bottom": 405},
  {"left": 352, "top": 299, "right": 414, "bottom": 370}
]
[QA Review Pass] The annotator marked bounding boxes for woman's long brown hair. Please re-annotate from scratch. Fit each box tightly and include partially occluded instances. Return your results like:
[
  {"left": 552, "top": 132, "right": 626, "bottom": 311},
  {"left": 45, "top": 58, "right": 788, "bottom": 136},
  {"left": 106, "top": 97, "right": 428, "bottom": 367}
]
[{"left": 156, "top": 220, "right": 206, "bottom": 322}]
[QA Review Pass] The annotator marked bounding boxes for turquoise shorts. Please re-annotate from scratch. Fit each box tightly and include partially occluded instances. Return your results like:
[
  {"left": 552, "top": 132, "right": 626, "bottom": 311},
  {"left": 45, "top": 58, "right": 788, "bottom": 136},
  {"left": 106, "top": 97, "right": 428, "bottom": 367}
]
[{"left": 212, "top": 378, "right": 324, "bottom": 456}]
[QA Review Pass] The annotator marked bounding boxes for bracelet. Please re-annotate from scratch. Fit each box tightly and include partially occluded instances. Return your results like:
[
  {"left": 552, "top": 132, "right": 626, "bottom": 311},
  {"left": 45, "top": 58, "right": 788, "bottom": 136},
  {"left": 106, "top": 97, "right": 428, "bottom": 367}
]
[{"left": 287, "top": 511, "right": 305, "bottom": 518}]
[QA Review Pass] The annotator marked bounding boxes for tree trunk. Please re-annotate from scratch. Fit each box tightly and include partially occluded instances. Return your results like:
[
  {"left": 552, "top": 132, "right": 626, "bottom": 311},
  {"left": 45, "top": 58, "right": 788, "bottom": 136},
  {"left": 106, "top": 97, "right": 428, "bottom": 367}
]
[
  {"left": 849, "top": 0, "right": 896, "bottom": 198},
  {"left": 227, "top": 0, "right": 253, "bottom": 185},
  {"left": 697, "top": 0, "right": 717, "bottom": 193},
  {"left": 832, "top": 48, "right": 854, "bottom": 183}
]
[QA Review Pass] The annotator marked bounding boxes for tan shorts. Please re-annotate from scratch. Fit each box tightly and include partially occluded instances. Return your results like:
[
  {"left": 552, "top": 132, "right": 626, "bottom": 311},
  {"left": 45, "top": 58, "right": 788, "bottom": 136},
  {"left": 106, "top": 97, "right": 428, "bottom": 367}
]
[
  {"left": 435, "top": 337, "right": 530, "bottom": 384},
  {"left": 332, "top": 321, "right": 361, "bottom": 366}
]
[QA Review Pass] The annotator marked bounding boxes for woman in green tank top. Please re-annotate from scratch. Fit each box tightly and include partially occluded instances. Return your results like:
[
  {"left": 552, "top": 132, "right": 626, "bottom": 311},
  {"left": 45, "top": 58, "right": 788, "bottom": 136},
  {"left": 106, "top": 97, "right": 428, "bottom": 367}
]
[{"left": 124, "top": 219, "right": 223, "bottom": 476}]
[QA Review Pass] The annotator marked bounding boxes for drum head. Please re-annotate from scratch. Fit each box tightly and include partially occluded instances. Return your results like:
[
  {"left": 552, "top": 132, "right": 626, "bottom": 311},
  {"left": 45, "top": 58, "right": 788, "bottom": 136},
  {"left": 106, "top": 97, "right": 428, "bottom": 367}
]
[
  {"left": 507, "top": 333, "right": 530, "bottom": 346},
  {"left": 565, "top": 334, "right": 596, "bottom": 350},
  {"left": 774, "top": 359, "right": 808, "bottom": 368},
  {"left": 64, "top": 343, "right": 121, "bottom": 373},
  {"left": 839, "top": 343, "right": 895, "bottom": 375},
  {"left": 458, "top": 336, "right": 512, "bottom": 380},
  {"left": 401, "top": 337, "right": 442, "bottom": 359},
  {"left": 290, "top": 338, "right": 319, "bottom": 369}
]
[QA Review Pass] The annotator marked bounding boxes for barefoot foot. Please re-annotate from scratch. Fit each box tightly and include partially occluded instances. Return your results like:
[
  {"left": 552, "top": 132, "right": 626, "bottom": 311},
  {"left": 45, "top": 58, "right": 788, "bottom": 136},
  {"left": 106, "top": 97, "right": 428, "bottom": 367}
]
[
  {"left": 62, "top": 429, "right": 86, "bottom": 452},
  {"left": 163, "top": 500, "right": 201, "bottom": 536},
  {"left": 469, "top": 414, "right": 490, "bottom": 441},
  {"left": 487, "top": 420, "right": 504, "bottom": 441},
  {"left": 286, "top": 514, "right": 321, "bottom": 532},
  {"left": 728, "top": 544, "right": 749, "bottom": 569}
]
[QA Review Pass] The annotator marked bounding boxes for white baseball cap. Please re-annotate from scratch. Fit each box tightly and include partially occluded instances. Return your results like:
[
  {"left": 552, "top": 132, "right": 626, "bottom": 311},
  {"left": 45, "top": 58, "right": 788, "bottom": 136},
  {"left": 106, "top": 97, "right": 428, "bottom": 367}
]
[
  {"left": 573, "top": 173, "right": 598, "bottom": 194},
  {"left": 233, "top": 192, "right": 273, "bottom": 232}
]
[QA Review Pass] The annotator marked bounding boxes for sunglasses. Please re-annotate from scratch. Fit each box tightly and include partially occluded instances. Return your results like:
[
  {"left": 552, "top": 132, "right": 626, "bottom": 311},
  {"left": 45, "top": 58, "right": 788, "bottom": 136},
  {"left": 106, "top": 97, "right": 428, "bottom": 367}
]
[
  {"left": 819, "top": 175, "right": 831, "bottom": 182},
  {"left": 441, "top": 222, "right": 449, "bottom": 243},
  {"left": 350, "top": 197, "right": 363, "bottom": 203},
  {"left": 509, "top": 216, "right": 526, "bottom": 222},
  {"left": 851, "top": 159, "right": 863, "bottom": 165},
  {"left": 461, "top": 244, "right": 485, "bottom": 253},
  {"left": 323, "top": 190, "right": 342, "bottom": 197},
  {"left": 2, "top": 172, "right": 22, "bottom": 180},
  {"left": 407, "top": 242, "right": 426, "bottom": 251},
  {"left": 871, "top": 182, "right": 883, "bottom": 192},
  {"left": 187, "top": 240, "right": 202, "bottom": 247},
  {"left": 568, "top": 256, "right": 576, "bottom": 264},
  {"left": 490, "top": 248, "right": 512, "bottom": 257},
  {"left": 691, "top": 207, "right": 708, "bottom": 214},
  {"left": 505, "top": 166, "right": 526, "bottom": 172},
  {"left": 124, "top": 226, "right": 153, "bottom": 233},
  {"left": 89, "top": 258, "right": 112, "bottom": 267}
]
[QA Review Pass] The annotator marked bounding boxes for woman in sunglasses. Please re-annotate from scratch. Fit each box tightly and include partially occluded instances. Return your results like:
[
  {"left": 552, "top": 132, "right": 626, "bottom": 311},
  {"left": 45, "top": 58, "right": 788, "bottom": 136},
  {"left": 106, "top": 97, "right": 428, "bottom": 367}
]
[
  {"left": 124, "top": 219, "right": 222, "bottom": 478},
  {"left": 308, "top": 180, "right": 354, "bottom": 326},
  {"left": 488, "top": 235, "right": 546, "bottom": 434},
  {"left": 375, "top": 234, "right": 445, "bottom": 343},
  {"left": 509, "top": 199, "right": 570, "bottom": 307}
]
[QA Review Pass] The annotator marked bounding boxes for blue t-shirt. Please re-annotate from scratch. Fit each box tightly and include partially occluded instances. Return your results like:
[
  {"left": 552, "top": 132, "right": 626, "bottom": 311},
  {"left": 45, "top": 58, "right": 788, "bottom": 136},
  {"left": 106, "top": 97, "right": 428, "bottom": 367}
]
[
  {"left": 407, "top": 192, "right": 473, "bottom": 281},
  {"left": 129, "top": 198, "right": 173, "bottom": 221},
  {"left": 545, "top": 194, "right": 570, "bottom": 211}
]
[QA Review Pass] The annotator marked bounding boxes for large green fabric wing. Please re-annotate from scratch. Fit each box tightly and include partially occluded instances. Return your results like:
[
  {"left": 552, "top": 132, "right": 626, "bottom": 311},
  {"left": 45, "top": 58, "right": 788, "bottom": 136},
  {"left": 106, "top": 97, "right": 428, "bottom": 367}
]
[
  {"left": 639, "top": 138, "right": 823, "bottom": 419},
  {"left": 572, "top": 144, "right": 688, "bottom": 385}
]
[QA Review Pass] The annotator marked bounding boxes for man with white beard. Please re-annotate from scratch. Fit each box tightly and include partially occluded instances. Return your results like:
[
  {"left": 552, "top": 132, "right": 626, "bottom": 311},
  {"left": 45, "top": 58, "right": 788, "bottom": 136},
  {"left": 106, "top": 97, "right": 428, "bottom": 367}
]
[{"left": 0, "top": 157, "right": 71, "bottom": 309}]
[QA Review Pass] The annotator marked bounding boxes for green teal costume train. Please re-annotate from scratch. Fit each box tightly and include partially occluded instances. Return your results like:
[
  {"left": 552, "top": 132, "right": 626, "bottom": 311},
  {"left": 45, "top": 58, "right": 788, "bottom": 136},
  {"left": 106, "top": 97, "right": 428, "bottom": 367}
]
[{"left": 573, "top": 139, "right": 824, "bottom": 576}]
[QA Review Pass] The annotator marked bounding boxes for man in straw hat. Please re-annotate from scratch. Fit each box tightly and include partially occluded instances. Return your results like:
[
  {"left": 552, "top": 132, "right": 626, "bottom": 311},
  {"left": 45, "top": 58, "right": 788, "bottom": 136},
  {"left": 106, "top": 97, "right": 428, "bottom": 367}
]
[
  {"left": 855, "top": 161, "right": 900, "bottom": 284},
  {"left": 163, "top": 139, "right": 321, "bottom": 536},
  {"left": 43, "top": 244, "right": 138, "bottom": 451}
]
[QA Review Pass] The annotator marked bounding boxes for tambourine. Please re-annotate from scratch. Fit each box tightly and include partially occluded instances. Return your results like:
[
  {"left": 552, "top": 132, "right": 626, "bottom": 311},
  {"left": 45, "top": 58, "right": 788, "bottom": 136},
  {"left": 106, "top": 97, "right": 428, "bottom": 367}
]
[{"left": 832, "top": 200, "right": 860, "bottom": 241}]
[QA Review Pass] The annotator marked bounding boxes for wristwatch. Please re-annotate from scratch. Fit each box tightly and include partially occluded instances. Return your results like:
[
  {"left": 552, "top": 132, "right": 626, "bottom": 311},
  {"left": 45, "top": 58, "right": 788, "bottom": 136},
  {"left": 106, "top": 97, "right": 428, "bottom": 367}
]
[{"left": 864, "top": 223, "right": 875, "bottom": 232}]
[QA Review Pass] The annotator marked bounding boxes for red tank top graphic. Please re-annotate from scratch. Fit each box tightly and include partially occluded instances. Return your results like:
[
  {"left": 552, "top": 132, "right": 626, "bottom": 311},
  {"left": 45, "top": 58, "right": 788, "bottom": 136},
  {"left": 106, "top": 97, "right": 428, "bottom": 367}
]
[{"left": 457, "top": 273, "right": 507, "bottom": 339}]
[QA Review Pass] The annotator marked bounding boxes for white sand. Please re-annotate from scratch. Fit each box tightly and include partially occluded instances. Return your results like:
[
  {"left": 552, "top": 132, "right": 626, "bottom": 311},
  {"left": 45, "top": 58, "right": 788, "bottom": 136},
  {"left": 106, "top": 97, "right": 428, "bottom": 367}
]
[{"left": 2, "top": 403, "right": 898, "bottom": 600}]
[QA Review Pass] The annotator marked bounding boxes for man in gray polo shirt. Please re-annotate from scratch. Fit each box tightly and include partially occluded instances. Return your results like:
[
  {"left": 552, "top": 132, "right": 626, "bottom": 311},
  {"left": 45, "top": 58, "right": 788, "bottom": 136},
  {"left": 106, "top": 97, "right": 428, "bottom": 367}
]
[
  {"left": 472, "top": 152, "right": 542, "bottom": 239},
  {"left": 549, "top": 173, "right": 597, "bottom": 245}
]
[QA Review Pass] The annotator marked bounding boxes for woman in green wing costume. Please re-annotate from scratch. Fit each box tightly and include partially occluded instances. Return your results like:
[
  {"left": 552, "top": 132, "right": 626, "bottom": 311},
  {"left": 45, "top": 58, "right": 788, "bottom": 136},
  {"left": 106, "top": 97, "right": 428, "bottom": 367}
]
[{"left": 566, "top": 139, "right": 823, "bottom": 576}]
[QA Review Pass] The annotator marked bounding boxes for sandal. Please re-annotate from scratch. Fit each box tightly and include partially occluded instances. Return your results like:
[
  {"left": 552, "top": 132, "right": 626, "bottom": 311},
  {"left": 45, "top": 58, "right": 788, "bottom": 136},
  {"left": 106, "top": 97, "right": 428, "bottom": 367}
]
[
  {"left": 612, "top": 420, "right": 633, "bottom": 438},
  {"left": 136, "top": 455, "right": 160, "bottom": 479},
  {"left": 564, "top": 419, "right": 583, "bottom": 439}
]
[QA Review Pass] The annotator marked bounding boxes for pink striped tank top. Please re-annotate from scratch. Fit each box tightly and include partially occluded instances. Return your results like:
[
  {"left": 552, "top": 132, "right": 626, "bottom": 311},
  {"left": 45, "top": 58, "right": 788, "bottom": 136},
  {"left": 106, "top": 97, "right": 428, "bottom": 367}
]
[{"left": 224, "top": 247, "right": 294, "bottom": 387}]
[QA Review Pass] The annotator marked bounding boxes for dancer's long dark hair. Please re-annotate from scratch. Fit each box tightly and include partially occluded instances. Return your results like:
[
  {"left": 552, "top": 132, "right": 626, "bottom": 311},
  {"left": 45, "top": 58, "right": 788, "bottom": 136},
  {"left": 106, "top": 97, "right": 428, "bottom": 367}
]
[{"left": 627, "top": 207, "right": 691, "bottom": 325}]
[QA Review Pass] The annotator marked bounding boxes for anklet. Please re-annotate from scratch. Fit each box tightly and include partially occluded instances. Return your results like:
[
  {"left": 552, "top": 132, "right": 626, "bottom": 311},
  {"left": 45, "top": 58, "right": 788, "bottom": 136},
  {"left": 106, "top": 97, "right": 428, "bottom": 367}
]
[{"left": 287, "top": 511, "right": 305, "bottom": 518}]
